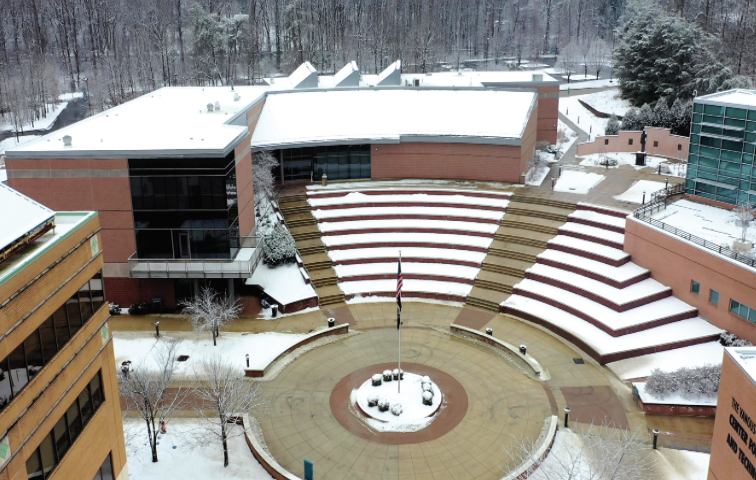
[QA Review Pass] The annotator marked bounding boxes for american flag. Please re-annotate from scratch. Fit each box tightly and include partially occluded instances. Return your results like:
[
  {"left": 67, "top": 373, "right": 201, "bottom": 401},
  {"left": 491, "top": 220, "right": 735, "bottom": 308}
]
[{"left": 396, "top": 255, "right": 403, "bottom": 329}]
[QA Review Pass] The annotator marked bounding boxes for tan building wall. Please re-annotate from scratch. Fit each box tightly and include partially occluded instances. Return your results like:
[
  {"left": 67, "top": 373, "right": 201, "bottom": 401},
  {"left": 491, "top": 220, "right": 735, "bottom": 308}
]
[
  {"left": 709, "top": 349, "right": 756, "bottom": 480},
  {"left": 0, "top": 214, "right": 127, "bottom": 480},
  {"left": 576, "top": 127, "right": 689, "bottom": 160},
  {"left": 624, "top": 218, "right": 756, "bottom": 342}
]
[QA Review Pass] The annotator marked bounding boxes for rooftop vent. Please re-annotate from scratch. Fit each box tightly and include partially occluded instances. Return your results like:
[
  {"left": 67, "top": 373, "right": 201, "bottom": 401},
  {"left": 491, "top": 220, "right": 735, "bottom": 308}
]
[
  {"left": 207, "top": 103, "right": 214, "bottom": 112},
  {"left": 234, "top": 92, "right": 240, "bottom": 101},
  {"left": 532, "top": 73, "right": 543, "bottom": 82},
  {"left": 413, "top": 78, "right": 420, "bottom": 87},
  {"left": 214, "top": 101, "right": 220, "bottom": 111},
  {"left": 62, "top": 135, "right": 72, "bottom": 147}
]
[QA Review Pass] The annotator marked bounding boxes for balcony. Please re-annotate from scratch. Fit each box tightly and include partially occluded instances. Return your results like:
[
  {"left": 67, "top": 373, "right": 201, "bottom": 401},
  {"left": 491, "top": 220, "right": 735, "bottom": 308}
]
[{"left": 128, "top": 237, "right": 264, "bottom": 279}]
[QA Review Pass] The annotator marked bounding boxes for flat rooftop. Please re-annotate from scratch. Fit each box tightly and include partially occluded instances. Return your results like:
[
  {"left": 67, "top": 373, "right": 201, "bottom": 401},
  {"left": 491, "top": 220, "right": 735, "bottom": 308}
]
[
  {"left": 250, "top": 89, "right": 537, "bottom": 149},
  {"left": 5, "top": 86, "right": 271, "bottom": 159},
  {"left": 696, "top": 89, "right": 756, "bottom": 108},
  {"left": 0, "top": 183, "right": 54, "bottom": 253},
  {"left": 728, "top": 347, "right": 756, "bottom": 383},
  {"left": 0, "top": 211, "right": 97, "bottom": 288}
]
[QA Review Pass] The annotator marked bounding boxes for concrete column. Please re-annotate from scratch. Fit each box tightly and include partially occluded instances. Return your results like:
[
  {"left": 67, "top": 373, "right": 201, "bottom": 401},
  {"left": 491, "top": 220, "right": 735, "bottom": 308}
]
[{"left": 228, "top": 279, "right": 235, "bottom": 298}]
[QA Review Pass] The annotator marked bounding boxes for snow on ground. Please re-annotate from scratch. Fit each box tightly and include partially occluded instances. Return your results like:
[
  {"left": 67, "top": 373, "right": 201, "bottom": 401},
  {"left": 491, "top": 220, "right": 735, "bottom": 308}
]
[
  {"left": 652, "top": 199, "right": 756, "bottom": 254},
  {"left": 312, "top": 205, "right": 505, "bottom": 221},
  {"left": 578, "top": 152, "right": 671, "bottom": 172},
  {"left": 613, "top": 180, "right": 668, "bottom": 204},
  {"left": 0, "top": 167, "right": 6, "bottom": 183},
  {"left": 328, "top": 246, "right": 487, "bottom": 264},
  {"left": 308, "top": 191, "right": 509, "bottom": 208},
  {"left": 558, "top": 120, "right": 580, "bottom": 154},
  {"left": 322, "top": 232, "right": 493, "bottom": 249},
  {"left": 525, "top": 163, "right": 552, "bottom": 186},
  {"left": 559, "top": 78, "right": 618, "bottom": 91},
  {"left": 113, "top": 330, "right": 310, "bottom": 374},
  {"left": 334, "top": 262, "right": 479, "bottom": 280},
  {"left": 340, "top": 279, "right": 472, "bottom": 297},
  {"left": 353, "top": 373, "right": 441, "bottom": 432},
  {"left": 655, "top": 448, "right": 710, "bottom": 480},
  {"left": 553, "top": 170, "right": 605, "bottom": 194},
  {"left": 124, "top": 418, "right": 274, "bottom": 480},
  {"left": 0, "top": 102, "right": 67, "bottom": 132},
  {"left": 58, "top": 92, "right": 84, "bottom": 101},
  {"left": 560, "top": 96, "right": 606, "bottom": 137},
  {"left": 574, "top": 89, "right": 631, "bottom": 117},
  {"left": 0, "top": 135, "right": 40, "bottom": 154},
  {"left": 606, "top": 341, "right": 724, "bottom": 380},
  {"left": 247, "top": 262, "right": 316, "bottom": 305},
  {"left": 319, "top": 218, "right": 499, "bottom": 234},
  {"left": 634, "top": 382, "right": 717, "bottom": 407}
]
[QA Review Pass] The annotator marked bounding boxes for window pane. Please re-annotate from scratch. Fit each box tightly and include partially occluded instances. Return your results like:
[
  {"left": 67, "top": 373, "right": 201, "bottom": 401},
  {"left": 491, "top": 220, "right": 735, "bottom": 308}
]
[
  {"left": 53, "top": 416, "right": 70, "bottom": 459},
  {"left": 90, "top": 273, "right": 105, "bottom": 314},
  {"left": 100, "top": 453, "right": 115, "bottom": 480},
  {"left": 727, "top": 107, "right": 747, "bottom": 119},
  {"left": 90, "top": 374, "right": 104, "bottom": 409},
  {"left": 78, "top": 289, "right": 94, "bottom": 325},
  {"left": 39, "top": 317, "right": 58, "bottom": 364},
  {"left": 26, "top": 450, "right": 43, "bottom": 480},
  {"left": 66, "top": 402, "right": 83, "bottom": 443},
  {"left": 53, "top": 306, "right": 70, "bottom": 347},
  {"left": 0, "top": 359, "right": 12, "bottom": 409},
  {"left": 39, "top": 433, "right": 57, "bottom": 477},
  {"left": 749, "top": 308, "right": 756, "bottom": 323},
  {"left": 24, "top": 332, "right": 44, "bottom": 381},
  {"left": 691, "top": 281, "right": 700, "bottom": 294},
  {"left": 731, "top": 299, "right": 741, "bottom": 313},
  {"left": 8, "top": 343, "right": 29, "bottom": 396},
  {"left": 741, "top": 304, "right": 750, "bottom": 318},
  {"left": 709, "top": 290, "right": 719, "bottom": 305},
  {"left": 66, "top": 295, "right": 83, "bottom": 333},
  {"left": 78, "top": 388, "right": 94, "bottom": 425},
  {"left": 704, "top": 104, "right": 725, "bottom": 115}
]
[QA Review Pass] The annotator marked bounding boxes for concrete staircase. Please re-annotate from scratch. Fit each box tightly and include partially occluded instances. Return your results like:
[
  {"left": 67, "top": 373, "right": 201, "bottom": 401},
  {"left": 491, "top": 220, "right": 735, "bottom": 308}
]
[
  {"left": 466, "top": 197, "right": 577, "bottom": 312},
  {"left": 278, "top": 194, "right": 345, "bottom": 306}
]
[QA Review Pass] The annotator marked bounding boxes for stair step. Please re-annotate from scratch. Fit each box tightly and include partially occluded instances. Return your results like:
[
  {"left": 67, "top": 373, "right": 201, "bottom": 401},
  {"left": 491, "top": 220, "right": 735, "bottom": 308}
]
[
  {"left": 494, "top": 234, "right": 548, "bottom": 249},
  {"left": 488, "top": 248, "right": 538, "bottom": 263},
  {"left": 465, "top": 297, "right": 500, "bottom": 312},
  {"left": 281, "top": 206, "right": 312, "bottom": 216},
  {"left": 299, "top": 246, "right": 326, "bottom": 255},
  {"left": 319, "top": 294, "right": 345, "bottom": 306},
  {"left": 292, "top": 232, "right": 322, "bottom": 241},
  {"left": 505, "top": 207, "right": 570, "bottom": 222},
  {"left": 481, "top": 263, "right": 525, "bottom": 277},
  {"left": 286, "top": 218, "right": 317, "bottom": 227},
  {"left": 474, "top": 280, "right": 514, "bottom": 294},
  {"left": 500, "top": 220, "right": 559, "bottom": 235},
  {"left": 511, "top": 195, "right": 576, "bottom": 210},
  {"left": 279, "top": 194, "right": 308, "bottom": 203},
  {"left": 313, "top": 277, "right": 339, "bottom": 287},
  {"left": 304, "top": 262, "right": 333, "bottom": 271}
]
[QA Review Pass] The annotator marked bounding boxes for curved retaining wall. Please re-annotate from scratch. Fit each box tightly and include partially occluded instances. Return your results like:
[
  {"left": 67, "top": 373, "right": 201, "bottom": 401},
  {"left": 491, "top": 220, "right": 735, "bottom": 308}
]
[
  {"left": 244, "top": 323, "right": 350, "bottom": 377},
  {"left": 450, "top": 323, "right": 545, "bottom": 378}
]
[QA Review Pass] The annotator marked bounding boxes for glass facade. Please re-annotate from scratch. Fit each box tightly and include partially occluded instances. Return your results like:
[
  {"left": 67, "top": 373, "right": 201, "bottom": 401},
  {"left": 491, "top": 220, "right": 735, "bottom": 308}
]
[
  {"left": 0, "top": 272, "right": 104, "bottom": 411},
  {"left": 129, "top": 155, "right": 239, "bottom": 259},
  {"left": 90, "top": 453, "right": 115, "bottom": 480},
  {"left": 685, "top": 102, "right": 756, "bottom": 204},
  {"left": 26, "top": 371, "right": 105, "bottom": 479},
  {"left": 272, "top": 145, "right": 371, "bottom": 183}
]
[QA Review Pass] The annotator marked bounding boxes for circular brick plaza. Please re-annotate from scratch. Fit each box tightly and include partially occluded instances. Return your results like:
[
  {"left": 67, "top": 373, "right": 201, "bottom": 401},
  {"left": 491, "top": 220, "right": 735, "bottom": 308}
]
[{"left": 257, "top": 325, "right": 553, "bottom": 480}]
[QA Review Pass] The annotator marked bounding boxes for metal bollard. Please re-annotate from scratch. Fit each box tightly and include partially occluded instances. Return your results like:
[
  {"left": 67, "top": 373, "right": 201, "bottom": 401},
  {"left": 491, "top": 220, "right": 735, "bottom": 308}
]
[
  {"left": 328, "top": 317, "right": 335, "bottom": 328},
  {"left": 519, "top": 344, "right": 527, "bottom": 355},
  {"left": 564, "top": 407, "right": 571, "bottom": 428},
  {"left": 486, "top": 328, "right": 493, "bottom": 336},
  {"left": 653, "top": 429, "right": 660, "bottom": 449},
  {"left": 551, "top": 177, "right": 556, "bottom": 190},
  {"left": 245, "top": 354, "right": 250, "bottom": 368},
  {"left": 642, "top": 191, "right": 646, "bottom": 205},
  {"left": 155, "top": 320, "right": 160, "bottom": 338},
  {"left": 665, "top": 177, "right": 669, "bottom": 189}
]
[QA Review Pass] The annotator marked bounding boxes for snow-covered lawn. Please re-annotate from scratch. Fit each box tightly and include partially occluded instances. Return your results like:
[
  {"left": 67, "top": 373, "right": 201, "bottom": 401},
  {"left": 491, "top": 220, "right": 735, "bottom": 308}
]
[
  {"left": 0, "top": 102, "right": 68, "bottom": 133},
  {"left": 536, "top": 249, "right": 648, "bottom": 284},
  {"left": 113, "top": 330, "right": 310, "bottom": 375},
  {"left": 652, "top": 199, "right": 756, "bottom": 254},
  {"left": 558, "top": 222, "right": 625, "bottom": 246},
  {"left": 557, "top": 120, "right": 580, "bottom": 153},
  {"left": 525, "top": 163, "right": 552, "bottom": 186},
  {"left": 553, "top": 170, "right": 605, "bottom": 194},
  {"left": 124, "top": 418, "right": 273, "bottom": 480},
  {"left": 655, "top": 448, "right": 710, "bottom": 480},
  {"left": 634, "top": 382, "right": 717, "bottom": 407},
  {"left": 613, "top": 180, "right": 668, "bottom": 204},
  {"left": 0, "top": 135, "right": 40, "bottom": 154},
  {"left": 578, "top": 152, "right": 670, "bottom": 172},
  {"left": 606, "top": 341, "right": 724, "bottom": 380},
  {"left": 568, "top": 210, "right": 627, "bottom": 230},
  {"left": 575, "top": 89, "right": 631, "bottom": 117},
  {"left": 559, "top": 78, "right": 618, "bottom": 91},
  {"left": 560, "top": 96, "right": 606, "bottom": 137},
  {"left": 247, "top": 262, "right": 316, "bottom": 306}
]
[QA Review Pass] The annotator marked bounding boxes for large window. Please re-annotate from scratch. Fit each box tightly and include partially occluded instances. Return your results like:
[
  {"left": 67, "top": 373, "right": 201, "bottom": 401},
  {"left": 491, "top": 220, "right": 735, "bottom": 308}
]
[
  {"left": 26, "top": 371, "right": 105, "bottom": 479},
  {"left": 90, "top": 453, "right": 115, "bottom": 480},
  {"left": 129, "top": 155, "right": 238, "bottom": 260},
  {"left": 272, "top": 145, "right": 371, "bottom": 183},
  {"left": 730, "top": 299, "right": 756, "bottom": 323},
  {"left": 0, "top": 272, "right": 104, "bottom": 411}
]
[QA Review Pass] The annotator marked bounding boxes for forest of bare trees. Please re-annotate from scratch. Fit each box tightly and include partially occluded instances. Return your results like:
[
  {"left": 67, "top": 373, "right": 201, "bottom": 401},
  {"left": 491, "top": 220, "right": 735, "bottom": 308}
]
[{"left": 0, "top": 0, "right": 755, "bottom": 126}]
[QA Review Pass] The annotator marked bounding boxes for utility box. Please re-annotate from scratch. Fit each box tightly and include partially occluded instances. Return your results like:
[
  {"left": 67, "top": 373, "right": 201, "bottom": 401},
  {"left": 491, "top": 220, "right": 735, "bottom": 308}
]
[{"left": 304, "top": 459, "right": 314, "bottom": 480}]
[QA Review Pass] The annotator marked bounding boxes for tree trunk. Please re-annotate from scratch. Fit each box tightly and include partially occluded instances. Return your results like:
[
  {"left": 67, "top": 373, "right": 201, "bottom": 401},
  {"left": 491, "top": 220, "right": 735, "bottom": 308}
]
[
  {"left": 213, "top": 330, "right": 217, "bottom": 346},
  {"left": 222, "top": 430, "right": 229, "bottom": 467}
]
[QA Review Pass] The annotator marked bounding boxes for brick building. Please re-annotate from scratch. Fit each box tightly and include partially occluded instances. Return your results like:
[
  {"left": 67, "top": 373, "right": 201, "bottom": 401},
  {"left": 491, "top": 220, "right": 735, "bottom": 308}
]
[{"left": 0, "top": 184, "right": 127, "bottom": 480}]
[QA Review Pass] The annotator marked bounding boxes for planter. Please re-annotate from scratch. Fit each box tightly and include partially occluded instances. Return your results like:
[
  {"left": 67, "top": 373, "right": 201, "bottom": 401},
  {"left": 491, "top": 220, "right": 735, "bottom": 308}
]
[
  {"left": 734, "top": 240, "right": 754, "bottom": 252},
  {"left": 372, "top": 374, "right": 382, "bottom": 386}
]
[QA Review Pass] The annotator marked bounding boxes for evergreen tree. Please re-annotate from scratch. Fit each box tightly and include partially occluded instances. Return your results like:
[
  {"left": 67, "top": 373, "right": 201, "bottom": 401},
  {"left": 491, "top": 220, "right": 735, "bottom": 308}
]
[
  {"left": 263, "top": 224, "right": 298, "bottom": 267},
  {"left": 621, "top": 107, "right": 641, "bottom": 131},
  {"left": 637, "top": 103, "right": 654, "bottom": 129},
  {"left": 669, "top": 98, "right": 693, "bottom": 136},
  {"left": 652, "top": 100, "right": 672, "bottom": 129},
  {"left": 605, "top": 115, "right": 620, "bottom": 135}
]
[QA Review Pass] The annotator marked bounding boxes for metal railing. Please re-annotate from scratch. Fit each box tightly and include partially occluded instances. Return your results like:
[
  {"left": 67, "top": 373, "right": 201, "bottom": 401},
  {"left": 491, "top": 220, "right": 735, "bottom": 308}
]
[{"left": 632, "top": 184, "right": 756, "bottom": 269}]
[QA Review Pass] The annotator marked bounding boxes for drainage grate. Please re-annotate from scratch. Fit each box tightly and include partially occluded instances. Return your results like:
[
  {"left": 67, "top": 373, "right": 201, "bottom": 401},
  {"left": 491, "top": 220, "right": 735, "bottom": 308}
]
[
  {"left": 177, "top": 355, "right": 190, "bottom": 362},
  {"left": 573, "top": 358, "right": 585, "bottom": 364}
]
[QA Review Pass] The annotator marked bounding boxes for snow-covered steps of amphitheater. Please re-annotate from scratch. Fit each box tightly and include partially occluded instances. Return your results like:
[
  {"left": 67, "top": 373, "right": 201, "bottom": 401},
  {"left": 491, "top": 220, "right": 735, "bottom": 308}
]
[
  {"left": 501, "top": 295, "right": 723, "bottom": 364},
  {"left": 328, "top": 247, "right": 487, "bottom": 267},
  {"left": 322, "top": 232, "right": 494, "bottom": 251},
  {"left": 318, "top": 219, "right": 499, "bottom": 237},
  {"left": 548, "top": 235, "right": 631, "bottom": 266},
  {"left": 334, "top": 262, "right": 478, "bottom": 283},
  {"left": 568, "top": 209, "right": 626, "bottom": 233},
  {"left": 535, "top": 250, "right": 649, "bottom": 288},
  {"left": 557, "top": 222, "right": 625, "bottom": 250},
  {"left": 340, "top": 279, "right": 473, "bottom": 303},
  {"left": 311, "top": 206, "right": 505, "bottom": 223}
]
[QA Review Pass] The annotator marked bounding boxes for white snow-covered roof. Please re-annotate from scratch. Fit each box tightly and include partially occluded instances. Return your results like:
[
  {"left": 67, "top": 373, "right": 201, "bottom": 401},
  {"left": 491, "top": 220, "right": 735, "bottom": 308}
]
[
  {"left": 251, "top": 89, "right": 536, "bottom": 149},
  {"left": 728, "top": 347, "right": 756, "bottom": 382},
  {"left": 697, "top": 89, "right": 756, "bottom": 108},
  {"left": 376, "top": 60, "right": 402, "bottom": 86},
  {"left": 398, "top": 70, "right": 558, "bottom": 87},
  {"left": 333, "top": 61, "right": 360, "bottom": 87},
  {"left": 6, "top": 86, "right": 270, "bottom": 158},
  {"left": 288, "top": 62, "right": 319, "bottom": 89},
  {"left": 0, "top": 183, "right": 54, "bottom": 253}
]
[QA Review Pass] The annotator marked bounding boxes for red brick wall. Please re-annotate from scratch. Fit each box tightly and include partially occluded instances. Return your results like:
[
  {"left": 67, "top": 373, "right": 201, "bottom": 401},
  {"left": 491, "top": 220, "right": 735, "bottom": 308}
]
[
  {"left": 235, "top": 135, "right": 255, "bottom": 238},
  {"left": 577, "top": 127, "right": 689, "bottom": 160},
  {"left": 104, "top": 278, "right": 177, "bottom": 310},
  {"left": 520, "top": 101, "right": 539, "bottom": 177},
  {"left": 624, "top": 218, "right": 756, "bottom": 342},
  {"left": 370, "top": 143, "right": 525, "bottom": 183},
  {"left": 536, "top": 86, "right": 558, "bottom": 144}
]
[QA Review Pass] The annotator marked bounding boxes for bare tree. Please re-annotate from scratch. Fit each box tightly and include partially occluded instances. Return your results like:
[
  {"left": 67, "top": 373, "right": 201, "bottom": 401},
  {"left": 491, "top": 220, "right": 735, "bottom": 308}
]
[
  {"left": 588, "top": 38, "right": 609, "bottom": 79},
  {"left": 557, "top": 40, "right": 580, "bottom": 83},
  {"left": 734, "top": 201, "right": 755, "bottom": 242},
  {"left": 192, "top": 354, "right": 263, "bottom": 467},
  {"left": 180, "top": 287, "right": 242, "bottom": 346},
  {"left": 505, "top": 423, "right": 656, "bottom": 480},
  {"left": 119, "top": 339, "right": 191, "bottom": 463}
]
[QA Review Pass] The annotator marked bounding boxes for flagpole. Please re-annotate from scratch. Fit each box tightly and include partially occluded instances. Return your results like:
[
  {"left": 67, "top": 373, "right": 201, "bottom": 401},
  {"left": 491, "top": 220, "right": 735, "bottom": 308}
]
[{"left": 398, "top": 250, "right": 402, "bottom": 394}]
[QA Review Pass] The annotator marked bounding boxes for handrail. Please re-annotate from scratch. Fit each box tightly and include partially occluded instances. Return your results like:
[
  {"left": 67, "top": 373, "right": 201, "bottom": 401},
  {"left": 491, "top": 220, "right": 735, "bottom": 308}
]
[{"left": 632, "top": 184, "right": 756, "bottom": 269}]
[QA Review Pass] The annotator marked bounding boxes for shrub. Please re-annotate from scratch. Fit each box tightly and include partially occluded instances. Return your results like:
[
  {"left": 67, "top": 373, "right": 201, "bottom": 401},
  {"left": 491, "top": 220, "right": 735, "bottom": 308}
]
[
  {"left": 367, "top": 394, "right": 379, "bottom": 407},
  {"left": 372, "top": 374, "right": 382, "bottom": 386},
  {"left": 109, "top": 303, "right": 121, "bottom": 315},
  {"left": 605, "top": 115, "right": 620, "bottom": 136},
  {"left": 263, "top": 224, "right": 297, "bottom": 267},
  {"left": 383, "top": 370, "right": 393, "bottom": 381},
  {"left": 128, "top": 302, "right": 150, "bottom": 315},
  {"left": 378, "top": 397, "right": 390, "bottom": 412},
  {"left": 536, "top": 140, "right": 551, "bottom": 151},
  {"left": 720, "top": 332, "right": 754, "bottom": 347},
  {"left": 422, "top": 391, "right": 434, "bottom": 406},
  {"left": 390, "top": 403, "right": 403, "bottom": 416},
  {"left": 644, "top": 364, "right": 721, "bottom": 400}
]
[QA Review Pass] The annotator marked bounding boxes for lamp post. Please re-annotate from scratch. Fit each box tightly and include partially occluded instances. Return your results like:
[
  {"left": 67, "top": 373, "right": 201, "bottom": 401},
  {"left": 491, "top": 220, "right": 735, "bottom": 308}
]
[
  {"left": 245, "top": 354, "right": 249, "bottom": 368},
  {"left": 154, "top": 320, "right": 160, "bottom": 338}
]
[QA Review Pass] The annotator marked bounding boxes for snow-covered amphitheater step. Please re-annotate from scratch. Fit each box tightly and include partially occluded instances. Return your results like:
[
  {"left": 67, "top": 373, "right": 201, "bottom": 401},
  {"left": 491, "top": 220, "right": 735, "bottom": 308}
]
[
  {"left": 501, "top": 295, "right": 723, "bottom": 364},
  {"left": 340, "top": 279, "right": 473, "bottom": 302},
  {"left": 322, "top": 232, "right": 494, "bottom": 251},
  {"left": 567, "top": 209, "right": 626, "bottom": 233},
  {"left": 548, "top": 235, "right": 631, "bottom": 266},
  {"left": 328, "top": 247, "right": 487, "bottom": 267},
  {"left": 334, "top": 262, "right": 478, "bottom": 283},
  {"left": 308, "top": 190, "right": 511, "bottom": 210},
  {"left": 318, "top": 219, "right": 499, "bottom": 237},
  {"left": 525, "top": 263, "right": 671, "bottom": 311},
  {"left": 311, "top": 206, "right": 505, "bottom": 224},
  {"left": 536, "top": 249, "right": 650, "bottom": 289},
  {"left": 557, "top": 222, "right": 625, "bottom": 250},
  {"left": 513, "top": 279, "right": 698, "bottom": 336}
]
